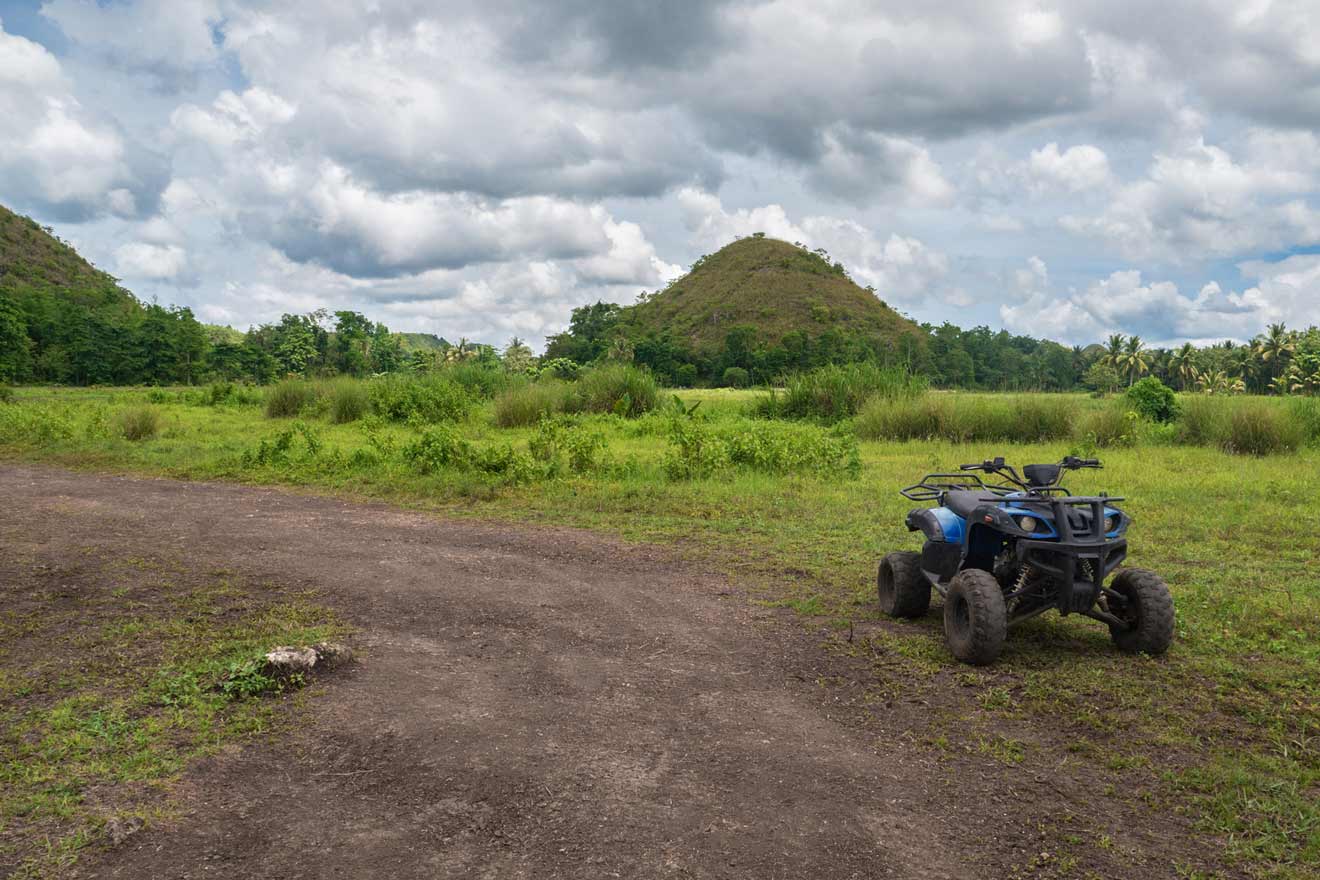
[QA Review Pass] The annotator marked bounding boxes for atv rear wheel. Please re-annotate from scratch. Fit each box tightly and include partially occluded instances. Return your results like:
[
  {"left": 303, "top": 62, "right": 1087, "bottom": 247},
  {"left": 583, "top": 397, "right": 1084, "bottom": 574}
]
[
  {"left": 943, "top": 569, "right": 1007, "bottom": 666},
  {"left": 1108, "top": 568, "right": 1174, "bottom": 655},
  {"left": 877, "top": 551, "right": 930, "bottom": 618}
]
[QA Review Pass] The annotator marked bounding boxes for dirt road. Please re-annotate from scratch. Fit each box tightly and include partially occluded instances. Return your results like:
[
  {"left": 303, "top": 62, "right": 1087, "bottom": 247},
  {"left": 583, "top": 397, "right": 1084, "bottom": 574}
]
[{"left": 1, "top": 465, "right": 1212, "bottom": 879}]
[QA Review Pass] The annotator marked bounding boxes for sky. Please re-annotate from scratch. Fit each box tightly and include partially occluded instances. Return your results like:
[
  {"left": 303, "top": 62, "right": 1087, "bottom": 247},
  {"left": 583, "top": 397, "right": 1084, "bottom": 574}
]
[{"left": 1, "top": 0, "right": 1319, "bottom": 350}]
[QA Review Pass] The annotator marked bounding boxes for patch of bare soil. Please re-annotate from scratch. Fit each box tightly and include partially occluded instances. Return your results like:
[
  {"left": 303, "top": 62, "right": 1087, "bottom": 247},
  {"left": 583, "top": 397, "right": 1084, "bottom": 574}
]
[{"left": 0, "top": 465, "right": 1232, "bottom": 879}]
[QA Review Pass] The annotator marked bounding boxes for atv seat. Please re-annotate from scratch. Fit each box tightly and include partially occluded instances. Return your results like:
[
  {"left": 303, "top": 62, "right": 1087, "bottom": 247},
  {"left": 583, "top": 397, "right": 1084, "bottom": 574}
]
[{"left": 944, "top": 490, "right": 991, "bottom": 520}]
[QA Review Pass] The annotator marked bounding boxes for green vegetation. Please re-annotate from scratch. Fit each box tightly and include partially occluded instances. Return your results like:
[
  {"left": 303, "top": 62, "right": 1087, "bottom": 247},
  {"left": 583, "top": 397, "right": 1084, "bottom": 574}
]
[
  {"left": 0, "top": 553, "right": 345, "bottom": 876},
  {"left": 1, "top": 384, "right": 1318, "bottom": 875},
  {"left": 115, "top": 406, "right": 160, "bottom": 442}
]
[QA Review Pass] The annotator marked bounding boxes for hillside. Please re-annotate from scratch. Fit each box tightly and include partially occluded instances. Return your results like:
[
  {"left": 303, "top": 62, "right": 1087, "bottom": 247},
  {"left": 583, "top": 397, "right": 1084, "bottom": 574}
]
[
  {"left": 622, "top": 236, "right": 924, "bottom": 353},
  {"left": 0, "top": 203, "right": 135, "bottom": 310},
  {"left": 397, "top": 332, "right": 451, "bottom": 352}
]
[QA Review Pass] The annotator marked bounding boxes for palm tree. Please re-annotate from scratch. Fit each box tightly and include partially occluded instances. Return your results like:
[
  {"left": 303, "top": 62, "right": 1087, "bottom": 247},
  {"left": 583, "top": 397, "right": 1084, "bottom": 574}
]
[
  {"left": 1168, "top": 342, "right": 1197, "bottom": 390},
  {"left": 1099, "top": 334, "right": 1125, "bottom": 372},
  {"left": 1257, "top": 322, "right": 1295, "bottom": 391},
  {"left": 1118, "top": 335, "right": 1150, "bottom": 385}
]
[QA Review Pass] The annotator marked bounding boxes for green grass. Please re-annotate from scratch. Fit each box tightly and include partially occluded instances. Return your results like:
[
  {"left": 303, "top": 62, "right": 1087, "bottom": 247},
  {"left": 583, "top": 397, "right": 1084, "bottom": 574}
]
[
  {"left": 1, "top": 384, "right": 1317, "bottom": 877},
  {"left": 0, "top": 549, "right": 346, "bottom": 877}
]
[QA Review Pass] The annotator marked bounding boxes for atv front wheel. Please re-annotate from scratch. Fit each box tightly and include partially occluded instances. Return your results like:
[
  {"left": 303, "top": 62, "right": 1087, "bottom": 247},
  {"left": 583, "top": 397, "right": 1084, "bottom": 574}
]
[
  {"left": 877, "top": 551, "right": 930, "bottom": 618},
  {"left": 943, "top": 569, "right": 1007, "bottom": 666},
  {"left": 1108, "top": 568, "right": 1174, "bottom": 655}
]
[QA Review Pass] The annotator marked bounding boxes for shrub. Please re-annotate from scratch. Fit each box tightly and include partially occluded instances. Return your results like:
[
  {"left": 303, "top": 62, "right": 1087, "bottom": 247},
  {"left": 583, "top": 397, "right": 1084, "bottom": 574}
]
[
  {"left": 403, "top": 425, "right": 534, "bottom": 483},
  {"left": 368, "top": 374, "right": 471, "bottom": 423},
  {"left": 571, "top": 364, "right": 658, "bottom": 417},
  {"left": 0, "top": 385, "right": 14, "bottom": 405},
  {"left": 528, "top": 416, "right": 607, "bottom": 474},
  {"left": 1126, "top": 377, "right": 1178, "bottom": 422},
  {"left": 722, "top": 367, "right": 750, "bottom": 388},
  {"left": 117, "top": 406, "right": 161, "bottom": 442},
  {"left": 539, "top": 358, "right": 580, "bottom": 381},
  {"left": 265, "top": 379, "right": 316, "bottom": 418},
  {"left": 328, "top": 379, "right": 369, "bottom": 424},
  {"left": 756, "top": 363, "right": 926, "bottom": 423},
  {"left": 1222, "top": 403, "right": 1303, "bottom": 456},
  {"left": 206, "top": 381, "right": 236, "bottom": 406},
  {"left": 492, "top": 380, "right": 571, "bottom": 428},
  {"left": 673, "top": 364, "right": 699, "bottom": 388}
]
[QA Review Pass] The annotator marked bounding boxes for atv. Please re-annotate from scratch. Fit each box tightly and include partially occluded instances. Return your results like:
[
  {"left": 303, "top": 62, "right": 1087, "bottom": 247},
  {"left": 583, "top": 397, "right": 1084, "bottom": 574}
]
[{"left": 877, "top": 456, "right": 1173, "bottom": 665}]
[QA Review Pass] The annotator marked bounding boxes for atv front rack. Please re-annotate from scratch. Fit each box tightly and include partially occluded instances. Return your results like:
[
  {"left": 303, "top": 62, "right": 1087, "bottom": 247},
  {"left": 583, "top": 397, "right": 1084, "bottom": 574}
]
[{"left": 1009, "top": 495, "right": 1127, "bottom": 616}]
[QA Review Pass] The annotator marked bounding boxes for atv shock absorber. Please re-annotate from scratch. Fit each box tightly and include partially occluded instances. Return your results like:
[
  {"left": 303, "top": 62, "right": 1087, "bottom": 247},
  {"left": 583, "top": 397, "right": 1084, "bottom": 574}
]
[{"left": 1007, "top": 564, "right": 1035, "bottom": 613}]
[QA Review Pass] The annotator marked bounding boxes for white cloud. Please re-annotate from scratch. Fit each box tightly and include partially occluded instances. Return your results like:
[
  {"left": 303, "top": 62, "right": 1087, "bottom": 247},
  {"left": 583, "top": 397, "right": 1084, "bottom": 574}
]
[
  {"left": 1027, "top": 143, "right": 1111, "bottom": 193},
  {"left": 0, "top": 21, "right": 152, "bottom": 218},
  {"left": 115, "top": 242, "right": 189, "bottom": 280}
]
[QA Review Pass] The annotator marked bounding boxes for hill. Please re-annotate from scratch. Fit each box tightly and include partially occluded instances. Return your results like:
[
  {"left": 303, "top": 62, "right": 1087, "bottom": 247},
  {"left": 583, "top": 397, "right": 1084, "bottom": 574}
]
[
  {"left": 0, "top": 203, "right": 135, "bottom": 309},
  {"left": 622, "top": 236, "right": 924, "bottom": 353},
  {"left": 397, "top": 332, "right": 451, "bottom": 352}
]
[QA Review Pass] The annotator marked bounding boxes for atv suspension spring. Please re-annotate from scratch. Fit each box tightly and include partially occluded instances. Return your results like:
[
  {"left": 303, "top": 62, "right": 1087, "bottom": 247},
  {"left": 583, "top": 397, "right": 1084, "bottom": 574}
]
[{"left": 1007, "top": 564, "right": 1035, "bottom": 613}]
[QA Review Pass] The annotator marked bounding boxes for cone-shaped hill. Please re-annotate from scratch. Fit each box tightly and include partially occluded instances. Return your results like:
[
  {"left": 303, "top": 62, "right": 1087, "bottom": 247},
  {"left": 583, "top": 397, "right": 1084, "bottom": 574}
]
[{"left": 620, "top": 235, "right": 924, "bottom": 353}]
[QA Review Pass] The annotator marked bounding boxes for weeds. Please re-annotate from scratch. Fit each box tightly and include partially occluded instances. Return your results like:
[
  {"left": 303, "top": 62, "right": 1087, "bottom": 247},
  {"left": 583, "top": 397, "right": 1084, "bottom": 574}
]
[
  {"left": 664, "top": 416, "right": 861, "bottom": 480},
  {"left": 116, "top": 405, "right": 161, "bottom": 441},
  {"left": 493, "top": 379, "right": 572, "bottom": 427},
  {"left": 757, "top": 363, "right": 926, "bottom": 423},
  {"left": 328, "top": 379, "right": 369, "bottom": 424},
  {"left": 265, "top": 379, "right": 317, "bottom": 418},
  {"left": 367, "top": 374, "right": 471, "bottom": 423},
  {"left": 570, "top": 363, "right": 658, "bottom": 417}
]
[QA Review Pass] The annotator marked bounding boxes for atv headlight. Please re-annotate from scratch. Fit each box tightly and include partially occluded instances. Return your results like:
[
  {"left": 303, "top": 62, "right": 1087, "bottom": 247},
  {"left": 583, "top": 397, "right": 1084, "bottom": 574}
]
[
  {"left": 1104, "top": 515, "right": 1117, "bottom": 532},
  {"left": 1017, "top": 516, "right": 1038, "bottom": 533}
]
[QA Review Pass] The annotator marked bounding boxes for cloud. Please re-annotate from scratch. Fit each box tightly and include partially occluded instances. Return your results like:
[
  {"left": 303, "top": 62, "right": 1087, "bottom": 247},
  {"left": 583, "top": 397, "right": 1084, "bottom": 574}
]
[
  {"left": 40, "top": 0, "right": 221, "bottom": 87},
  {"left": 1027, "top": 143, "right": 1112, "bottom": 193},
  {"left": 115, "top": 241, "right": 191, "bottom": 281},
  {"left": 0, "top": 20, "right": 165, "bottom": 220},
  {"left": 1000, "top": 255, "right": 1320, "bottom": 345}
]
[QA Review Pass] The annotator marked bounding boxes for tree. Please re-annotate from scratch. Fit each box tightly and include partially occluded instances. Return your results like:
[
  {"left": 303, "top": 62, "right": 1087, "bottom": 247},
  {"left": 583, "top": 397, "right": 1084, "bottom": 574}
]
[
  {"left": 0, "top": 297, "right": 31, "bottom": 382},
  {"left": 1168, "top": 342, "right": 1197, "bottom": 390},
  {"left": 502, "top": 336, "right": 534, "bottom": 373},
  {"left": 1118, "top": 335, "right": 1150, "bottom": 386}
]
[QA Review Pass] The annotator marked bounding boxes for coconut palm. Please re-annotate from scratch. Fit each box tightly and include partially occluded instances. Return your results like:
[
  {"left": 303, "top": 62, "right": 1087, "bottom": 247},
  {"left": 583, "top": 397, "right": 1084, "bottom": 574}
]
[
  {"left": 1118, "top": 335, "right": 1150, "bottom": 386},
  {"left": 1098, "top": 334, "right": 1125, "bottom": 372},
  {"left": 1257, "top": 322, "right": 1295, "bottom": 391},
  {"left": 1168, "top": 342, "right": 1197, "bottom": 390}
]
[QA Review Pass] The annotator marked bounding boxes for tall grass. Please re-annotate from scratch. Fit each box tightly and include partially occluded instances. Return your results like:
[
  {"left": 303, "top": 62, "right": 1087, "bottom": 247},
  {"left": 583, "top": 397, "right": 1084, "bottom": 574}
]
[
  {"left": 437, "top": 362, "right": 519, "bottom": 399},
  {"left": 1222, "top": 402, "right": 1304, "bottom": 456},
  {"left": 116, "top": 405, "right": 161, "bottom": 441},
  {"left": 756, "top": 363, "right": 927, "bottom": 423},
  {"left": 492, "top": 380, "right": 572, "bottom": 428},
  {"left": 855, "top": 394, "right": 1073, "bottom": 442},
  {"left": 328, "top": 379, "right": 369, "bottom": 424},
  {"left": 265, "top": 379, "right": 317, "bottom": 418},
  {"left": 570, "top": 364, "right": 658, "bottom": 417}
]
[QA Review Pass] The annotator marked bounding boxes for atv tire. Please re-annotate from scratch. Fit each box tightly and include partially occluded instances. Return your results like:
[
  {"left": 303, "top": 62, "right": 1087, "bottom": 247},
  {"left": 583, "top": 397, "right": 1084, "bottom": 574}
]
[
  {"left": 878, "top": 551, "right": 930, "bottom": 618},
  {"left": 943, "top": 569, "right": 1007, "bottom": 666},
  {"left": 1108, "top": 568, "right": 1174, "bottom": 655}
]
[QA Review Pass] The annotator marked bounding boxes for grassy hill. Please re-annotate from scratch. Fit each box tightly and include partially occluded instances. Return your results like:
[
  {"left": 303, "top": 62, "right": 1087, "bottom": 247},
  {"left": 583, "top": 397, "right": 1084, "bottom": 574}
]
[
  {"left": 0, "top": 203, "right": 134, "bottom": 309},
  {"left": 622, "top": 235, "right": 923, "bottom": 353},
  {"left": 397, "top": 332, "right": 451, "bottom": 352}
]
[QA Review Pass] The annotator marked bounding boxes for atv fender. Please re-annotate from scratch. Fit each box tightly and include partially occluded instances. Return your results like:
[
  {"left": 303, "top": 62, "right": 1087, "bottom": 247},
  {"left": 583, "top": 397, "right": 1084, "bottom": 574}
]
[{"left": 906, "top": 508, "right": 963, "bottom": 582}]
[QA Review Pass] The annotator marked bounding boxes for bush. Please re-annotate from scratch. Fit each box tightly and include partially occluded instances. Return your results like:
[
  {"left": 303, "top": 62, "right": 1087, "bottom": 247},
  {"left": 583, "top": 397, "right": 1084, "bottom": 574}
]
[
  {"left": 206, "top": 381, "right": 235, "bottom": 406},
  {"left": 1126, "top": 377, "right": 1178, "bottom": 422},
  {"left": 492, "top": 380, "right": 572, "bottom": 428},
  {"left": 403, "top": 425, "right": 535, "bottom": 483},
  {"left": 756, "top": 363, "right": 926, "bottom": 423},
  {"left": 1222, "top": 403, "right": 1303, "bottom": 456},
  {"left": 265, "top": 379, "right": 316, "bottom": 418},
  {"left": 721, "top": 367, "right": 750, "bottom": 388},
  {"left": 0, "top": 385, "right": 14, "bottom": 405},
  {"left": 117, "top": 406, "right": 161, "bottom": 442},
  {"left": 328, "top": 379, "right": 369, "bottom": 424},
  {"left": 368, "top": 374, "right": 471, "bottom": 423},
  {"left": 529, "top": 416, "right": 607, "bottom": 474},
  {"left": 571, "top": 364, "right": 658, "bottom": 417},
  {"left": 539, "top": 358, "right": 580, "bottom": 381},
  {"left": 673, "top": 364, "right": 699, "bottom": 388}
]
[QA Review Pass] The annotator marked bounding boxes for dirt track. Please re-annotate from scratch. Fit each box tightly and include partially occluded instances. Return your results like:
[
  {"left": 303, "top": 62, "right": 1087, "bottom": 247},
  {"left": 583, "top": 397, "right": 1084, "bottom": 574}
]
[{"left": 1, "top": 465, "right": 1218, "bottom": 879}]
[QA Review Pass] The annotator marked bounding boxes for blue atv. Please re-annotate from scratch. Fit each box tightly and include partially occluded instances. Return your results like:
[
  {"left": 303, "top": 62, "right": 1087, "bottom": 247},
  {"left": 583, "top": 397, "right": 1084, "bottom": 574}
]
[{"left": 878, "top": 456, "right": 1173, "bottom": 665}]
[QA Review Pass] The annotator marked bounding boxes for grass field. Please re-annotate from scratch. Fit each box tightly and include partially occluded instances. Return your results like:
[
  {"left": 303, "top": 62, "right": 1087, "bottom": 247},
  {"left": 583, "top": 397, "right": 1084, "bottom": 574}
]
[{"left": 1, "top": 382, "right": 1318, "bottom": 878}]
